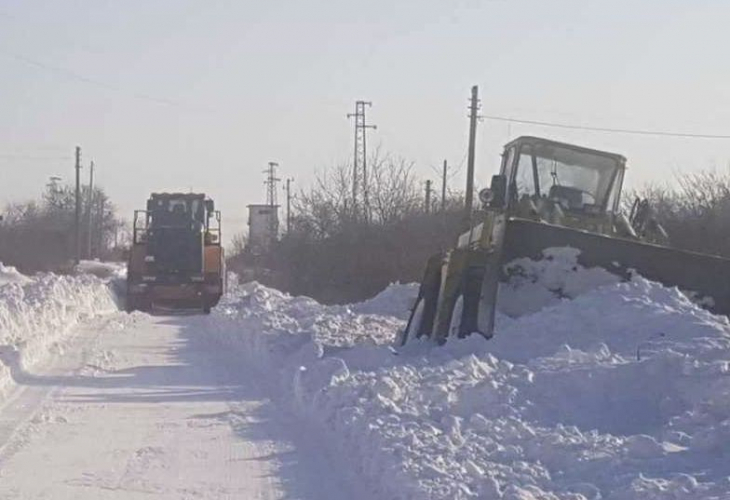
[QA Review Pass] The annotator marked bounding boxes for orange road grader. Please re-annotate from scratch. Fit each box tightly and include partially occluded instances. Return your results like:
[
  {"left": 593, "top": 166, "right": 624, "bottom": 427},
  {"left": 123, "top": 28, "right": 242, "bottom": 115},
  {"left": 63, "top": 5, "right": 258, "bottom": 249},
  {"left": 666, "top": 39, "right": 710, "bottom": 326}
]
[
  {"left": 401, "top": 136, "right": 730, "bottom": 345},
  {"left": 126, "top": 193, "right": 225, "bottom": 313}
]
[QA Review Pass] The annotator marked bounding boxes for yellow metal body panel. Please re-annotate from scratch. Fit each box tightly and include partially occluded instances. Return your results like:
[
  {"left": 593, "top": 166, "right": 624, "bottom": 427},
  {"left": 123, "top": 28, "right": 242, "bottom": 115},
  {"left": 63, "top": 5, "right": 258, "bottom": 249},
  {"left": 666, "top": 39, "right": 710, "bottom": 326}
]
[{"left": 204, "top": 245, "right": 222, "bottom": 274}]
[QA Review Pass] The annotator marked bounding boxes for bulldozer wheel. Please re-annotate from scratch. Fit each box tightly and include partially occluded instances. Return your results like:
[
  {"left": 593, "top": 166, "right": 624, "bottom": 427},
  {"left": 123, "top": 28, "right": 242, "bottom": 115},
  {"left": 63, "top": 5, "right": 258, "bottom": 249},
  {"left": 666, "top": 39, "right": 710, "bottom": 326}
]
[
  {"left": 126, "top": 294, "right": 151, "bottom": 313},
  {"left": 125, "top": 295, "right": 138, "bottom": 313},
  {"left": 400, "top": 298, "right": 425, "bottom": 345},
  {"left": 448, "top": 294, "right": 465, "bottom": 338},
  {"left": 447, "top": 272, "right": 487, "bottom": 340}
]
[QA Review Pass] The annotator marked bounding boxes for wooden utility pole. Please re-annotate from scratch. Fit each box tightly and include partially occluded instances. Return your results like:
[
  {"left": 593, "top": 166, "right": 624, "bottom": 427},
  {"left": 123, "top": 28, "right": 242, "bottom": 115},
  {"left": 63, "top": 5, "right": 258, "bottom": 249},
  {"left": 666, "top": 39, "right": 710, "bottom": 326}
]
[
  {"left": 464, "top": 85, "right": 480, "bottom": 229},
  {"left": 425, "top": 180, "right": 433, "bottom": 214},
  {"left": 441, "top": 159, "right": 447, "bottom": 212},
  {"left": 285, "top": 178, "right": 293, "bottom": 233},
  {"left": 98, "top": 195, "right": 106, "bottom": 257},
  {"left": 86, "top": 161, "right": 94, "bottom": 259},
  {"left": 74, "top": 146, "right": 82, "bottom": 265}
]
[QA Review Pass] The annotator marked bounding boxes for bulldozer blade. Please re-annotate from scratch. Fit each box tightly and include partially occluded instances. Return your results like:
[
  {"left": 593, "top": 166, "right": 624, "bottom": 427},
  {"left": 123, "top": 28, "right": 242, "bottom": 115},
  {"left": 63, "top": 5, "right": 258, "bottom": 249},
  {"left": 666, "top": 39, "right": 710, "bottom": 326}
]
[{"left": 502, "top": 218, "right": 730, "bottom": 316}]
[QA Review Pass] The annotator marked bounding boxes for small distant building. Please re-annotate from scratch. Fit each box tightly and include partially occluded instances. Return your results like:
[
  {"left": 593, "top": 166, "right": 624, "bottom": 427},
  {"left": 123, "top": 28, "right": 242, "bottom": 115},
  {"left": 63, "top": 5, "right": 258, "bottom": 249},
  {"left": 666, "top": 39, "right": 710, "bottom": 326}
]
[{"left": 247, "top": 204, "right": 279, "bottom": 254}]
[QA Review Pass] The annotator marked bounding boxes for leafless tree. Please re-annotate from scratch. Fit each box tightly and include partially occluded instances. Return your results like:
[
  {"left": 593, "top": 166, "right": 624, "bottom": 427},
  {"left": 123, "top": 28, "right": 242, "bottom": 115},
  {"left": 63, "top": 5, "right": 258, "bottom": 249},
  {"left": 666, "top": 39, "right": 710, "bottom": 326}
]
[
  {"left": 368, "top": 149, "right": 420, "bottom": 224},
  {"left": 0, "top": 182, "right": 125, "bottom": 272}
]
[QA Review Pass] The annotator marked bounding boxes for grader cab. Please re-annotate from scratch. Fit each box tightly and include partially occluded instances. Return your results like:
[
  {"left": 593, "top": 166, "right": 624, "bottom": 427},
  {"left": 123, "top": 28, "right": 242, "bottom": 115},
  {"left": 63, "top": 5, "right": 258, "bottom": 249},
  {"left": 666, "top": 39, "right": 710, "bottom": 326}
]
[{"left": 401, "top": 136, "right": 730, "bottom": 345}]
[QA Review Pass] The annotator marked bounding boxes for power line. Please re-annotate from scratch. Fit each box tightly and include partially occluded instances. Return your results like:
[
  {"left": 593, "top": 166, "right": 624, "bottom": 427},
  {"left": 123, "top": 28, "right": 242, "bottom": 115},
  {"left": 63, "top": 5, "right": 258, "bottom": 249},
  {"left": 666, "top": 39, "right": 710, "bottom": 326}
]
[
  {"left": 451, "top": 151, "right": 467, "bottom": 178},
  {"left": 0, "top": 154, "right": 71, "bottom": 161},
  {"left": 11, "top": 43, "right": 730, "bottom": 141},
  {"left": 0, "top": 144, "right": 68, "bottom": 151},
  {"left": 1, "top": 50, "right": 207, "bottom": 110},
  {"left": 483, "top": 114, "right": 730, "bottom": 140}
]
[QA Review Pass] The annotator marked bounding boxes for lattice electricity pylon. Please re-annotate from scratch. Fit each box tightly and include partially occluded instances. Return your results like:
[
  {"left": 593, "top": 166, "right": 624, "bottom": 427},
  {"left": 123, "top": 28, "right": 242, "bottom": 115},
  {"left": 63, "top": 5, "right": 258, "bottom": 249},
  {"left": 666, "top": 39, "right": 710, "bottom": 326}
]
[
  {"left": 347, "top": 100, "right": 377, "bottom": 221},
  {"left": 264, "top": 161, "right": 280, "bottom": 208}
]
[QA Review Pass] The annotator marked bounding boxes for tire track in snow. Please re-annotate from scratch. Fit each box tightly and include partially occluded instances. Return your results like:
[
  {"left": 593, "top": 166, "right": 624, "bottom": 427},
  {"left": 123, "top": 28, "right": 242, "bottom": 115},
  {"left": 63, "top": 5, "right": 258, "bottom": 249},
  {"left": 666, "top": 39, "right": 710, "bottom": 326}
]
[{"left": 0, "top": 314, "right": 117, "bottom": 465}]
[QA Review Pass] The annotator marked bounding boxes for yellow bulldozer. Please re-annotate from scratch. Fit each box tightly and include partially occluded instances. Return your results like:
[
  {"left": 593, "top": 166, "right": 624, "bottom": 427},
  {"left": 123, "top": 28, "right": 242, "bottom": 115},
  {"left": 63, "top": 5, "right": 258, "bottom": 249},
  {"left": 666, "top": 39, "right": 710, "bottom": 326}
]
[
  {"left": 126, "top": 193, "right": 225, "bottom": 313},
  {"left": 401, "top": 136, "right": 730, "bottom": 345}
]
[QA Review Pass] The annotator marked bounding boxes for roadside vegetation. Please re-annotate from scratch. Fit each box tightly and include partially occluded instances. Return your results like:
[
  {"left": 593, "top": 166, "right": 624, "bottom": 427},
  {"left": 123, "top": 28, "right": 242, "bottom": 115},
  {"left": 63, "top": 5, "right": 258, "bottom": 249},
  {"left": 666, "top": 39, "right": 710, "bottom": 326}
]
[
  {"left": 0, "top": 182, "right": 126, "bottom": 273},
  {"left": 230, "top": 160, "right": 730, "bottom": 304},
  {"left": 632, "top": 171, "right": 730, "bottom": 259}
]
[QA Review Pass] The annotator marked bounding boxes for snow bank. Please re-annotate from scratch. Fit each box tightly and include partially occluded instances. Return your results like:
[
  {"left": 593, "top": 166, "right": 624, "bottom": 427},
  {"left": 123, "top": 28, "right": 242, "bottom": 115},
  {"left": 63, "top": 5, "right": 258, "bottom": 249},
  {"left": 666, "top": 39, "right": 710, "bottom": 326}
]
[
  {"left": 0, "top": 263, "right": 31, "bottom": 286},
  {"left": 349, "top": 282, "right": 419, "bottom": 319},
  {"left": 0, "top": 269, "right": 119, "bottom": 398},
  {"left": 206, "top": 257, "right": 730, "bottom": 499},
  {"left": 75, "top": 259, "right": 126, "bottom": 279}
]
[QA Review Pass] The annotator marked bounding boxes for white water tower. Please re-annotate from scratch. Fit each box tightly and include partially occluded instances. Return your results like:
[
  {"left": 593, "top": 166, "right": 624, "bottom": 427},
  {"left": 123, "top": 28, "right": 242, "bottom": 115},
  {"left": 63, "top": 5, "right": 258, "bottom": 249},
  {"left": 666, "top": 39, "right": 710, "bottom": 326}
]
[{"left": 247, "top": 204, "right": 279, "bottom": 254}]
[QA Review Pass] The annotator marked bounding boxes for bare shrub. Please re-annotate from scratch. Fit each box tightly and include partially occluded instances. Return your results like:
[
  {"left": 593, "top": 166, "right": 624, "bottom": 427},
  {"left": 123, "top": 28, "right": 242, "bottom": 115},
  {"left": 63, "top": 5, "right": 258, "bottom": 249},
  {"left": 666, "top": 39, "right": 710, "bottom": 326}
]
[
  {"left": 0, "top": 183, "right": 125, "bottom": 273},
  {"left": 632, "top": 170, "right": 730, "bottom": 257},
  {"left": 232, "top": 153, "right": 465, "bottom": 303}
]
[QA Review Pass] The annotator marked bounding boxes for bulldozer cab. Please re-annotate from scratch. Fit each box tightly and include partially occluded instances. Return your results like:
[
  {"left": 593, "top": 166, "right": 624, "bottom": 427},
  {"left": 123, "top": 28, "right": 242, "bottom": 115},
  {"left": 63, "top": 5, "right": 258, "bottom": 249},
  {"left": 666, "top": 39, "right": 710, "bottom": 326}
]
[
  {"left": 127, "top": 192, "right": 225, "bottom": 313},
  {"left": 132, "top": 193, "right": 221, "bottom": 276},
  {"left": 135, "top": 194, "right": 221, "bottom": 246},
  {"left": 488, "top": 137, "right": 626, "bottom": 225}
]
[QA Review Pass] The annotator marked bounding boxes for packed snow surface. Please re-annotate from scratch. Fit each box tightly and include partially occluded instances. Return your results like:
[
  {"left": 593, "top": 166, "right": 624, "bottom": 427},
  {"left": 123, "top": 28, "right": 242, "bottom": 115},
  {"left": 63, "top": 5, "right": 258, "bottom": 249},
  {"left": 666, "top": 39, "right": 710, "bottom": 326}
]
[
  {"left": 2, "top": 251, "right": 730, "bottom": 499},
  {"left": 207, "top": 249, "right": 730, "bottom": 500},
  {"left": 0, "top": 269, "right": 363, "bottom": 499}
]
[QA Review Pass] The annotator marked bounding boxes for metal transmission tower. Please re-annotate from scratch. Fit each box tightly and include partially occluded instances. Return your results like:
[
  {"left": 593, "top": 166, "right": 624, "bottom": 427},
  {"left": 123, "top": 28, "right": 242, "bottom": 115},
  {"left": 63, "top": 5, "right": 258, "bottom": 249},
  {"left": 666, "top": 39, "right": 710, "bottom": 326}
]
[
  {"left": 262, "top": 161, "right": 281, "bottom": 242},
  {"left": 347, "top": 100, "right": 377, "bottom": 221},
  {"left": 264, "top": 162, "right": 280, "bottom": 208}
]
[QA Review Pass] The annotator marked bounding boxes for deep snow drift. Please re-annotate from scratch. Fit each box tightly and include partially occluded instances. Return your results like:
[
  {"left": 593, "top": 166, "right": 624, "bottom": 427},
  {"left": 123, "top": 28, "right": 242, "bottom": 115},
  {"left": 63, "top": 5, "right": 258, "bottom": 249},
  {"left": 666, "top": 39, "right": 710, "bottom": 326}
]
[
  {"left": 0, "top": 264, "right": 118, "bottom": 399},
  {"left": 204, "top": 251, "right": 730, "bottom": 500},
  {"left": 2, "top": 251, "right": 730, "bottom": 499}
]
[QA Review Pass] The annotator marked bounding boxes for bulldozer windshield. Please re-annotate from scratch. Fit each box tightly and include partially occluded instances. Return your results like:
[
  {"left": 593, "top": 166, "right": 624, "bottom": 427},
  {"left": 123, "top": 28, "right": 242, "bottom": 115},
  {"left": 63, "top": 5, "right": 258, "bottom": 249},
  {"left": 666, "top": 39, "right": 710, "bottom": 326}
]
[
  {"left": 149, "top": 196, "right": 207, "bottom": 229},
  {"left": 510, "top": 141, "right": 624, "bottom": 213}
]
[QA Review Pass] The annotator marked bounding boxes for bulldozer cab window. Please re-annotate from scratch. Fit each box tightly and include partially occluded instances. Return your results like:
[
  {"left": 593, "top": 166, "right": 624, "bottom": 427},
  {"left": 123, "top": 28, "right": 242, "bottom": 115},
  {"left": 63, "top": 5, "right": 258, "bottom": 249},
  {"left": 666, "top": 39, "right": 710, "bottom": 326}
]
[
  {"left": 190, "top": 199, "right": 206, "bottom": 225},
  {"left": 501, "top": 146, "right": 519, "bottom": 206},
  {"left": 167, "top": 200, "right": 190, "bottom": 224},
  {"left": 151, "top": 197, "right": 205, "bottom": 228},
  {"left": 514, "top": 154, "right": 536, "bottom": 199},
  {"left": 513, "top": 144, "right": 622, "bottom": 213},
  {"left": 169, "top": 200, "right": 187, "bottom": 213}
]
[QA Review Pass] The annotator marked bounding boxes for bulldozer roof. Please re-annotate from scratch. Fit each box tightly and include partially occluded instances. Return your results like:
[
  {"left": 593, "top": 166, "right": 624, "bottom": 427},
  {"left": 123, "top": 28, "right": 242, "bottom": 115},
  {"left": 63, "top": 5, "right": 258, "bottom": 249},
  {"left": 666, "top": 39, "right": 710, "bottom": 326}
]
[
  {"left": 505, "top": 136, "right": 627, "bottom": 167},
  {"left": 150, "top": 193, "right": 209, "bottom": 200}
]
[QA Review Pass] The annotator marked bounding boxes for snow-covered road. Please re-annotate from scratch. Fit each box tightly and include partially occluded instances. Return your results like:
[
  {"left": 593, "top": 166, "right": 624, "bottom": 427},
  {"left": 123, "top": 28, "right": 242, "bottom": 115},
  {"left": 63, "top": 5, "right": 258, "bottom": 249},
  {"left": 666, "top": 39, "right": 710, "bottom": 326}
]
[{"left": 0, "top": 312, "right": 356, "bottom": 500}]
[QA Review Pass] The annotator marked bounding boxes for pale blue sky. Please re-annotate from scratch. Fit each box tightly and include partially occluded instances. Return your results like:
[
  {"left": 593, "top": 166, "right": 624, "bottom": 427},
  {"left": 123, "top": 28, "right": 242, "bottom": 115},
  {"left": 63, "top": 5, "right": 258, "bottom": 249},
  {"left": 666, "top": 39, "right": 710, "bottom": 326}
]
[{"left": 2, "top": 0, "right": 730, "bottom": 236}]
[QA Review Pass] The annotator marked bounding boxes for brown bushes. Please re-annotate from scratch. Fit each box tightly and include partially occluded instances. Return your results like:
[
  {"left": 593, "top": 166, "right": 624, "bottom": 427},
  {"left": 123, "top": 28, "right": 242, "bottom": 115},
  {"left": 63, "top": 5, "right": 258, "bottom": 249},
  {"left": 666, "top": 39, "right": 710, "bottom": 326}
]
[
  {"left": 631, "top": 171, "right": 730, "bottom": 258},
  {"left": 229, "top": 154, "right": 466, "bottom": 303}
]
